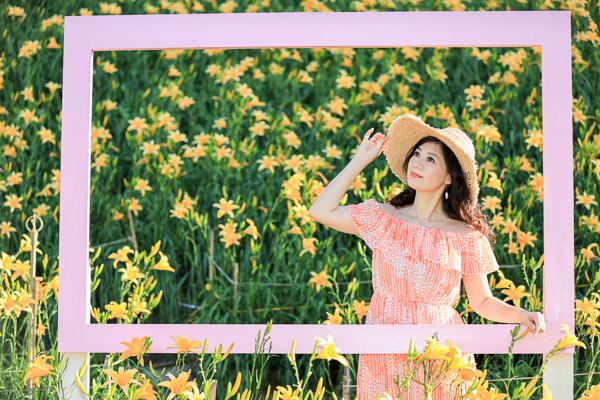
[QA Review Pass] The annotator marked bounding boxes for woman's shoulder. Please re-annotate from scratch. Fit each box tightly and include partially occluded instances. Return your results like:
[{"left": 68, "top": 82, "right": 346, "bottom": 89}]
[{"left": 377, "top": 201, "right": 397, "bottom": 216}]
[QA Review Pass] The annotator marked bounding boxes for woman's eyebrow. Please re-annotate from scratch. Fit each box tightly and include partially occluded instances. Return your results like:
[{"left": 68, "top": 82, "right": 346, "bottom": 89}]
[{"left": 416, "top": 147, "right": 439, "bottom": 159}]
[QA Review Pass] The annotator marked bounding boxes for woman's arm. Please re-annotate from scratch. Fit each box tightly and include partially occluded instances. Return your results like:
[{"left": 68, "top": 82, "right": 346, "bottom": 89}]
[
  {"left": 309, "top": 128, "right": 385, "bottom": 217},
  {"left": 463, "top": 273, "right": 546, "bottom": 337},
  {"left": 309, "top": 154, "right": 370, "bottom": 216}
]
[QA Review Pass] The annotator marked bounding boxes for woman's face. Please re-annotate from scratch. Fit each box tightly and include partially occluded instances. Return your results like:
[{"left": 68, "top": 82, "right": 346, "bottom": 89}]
[{"left": 407, "top": 141, "right": 450, "bottom": 191}]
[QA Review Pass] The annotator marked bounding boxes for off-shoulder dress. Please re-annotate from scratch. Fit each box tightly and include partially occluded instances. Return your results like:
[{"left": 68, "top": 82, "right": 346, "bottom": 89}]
[{"left": 347, "top": 199, "right": 500, "bottom": 400}]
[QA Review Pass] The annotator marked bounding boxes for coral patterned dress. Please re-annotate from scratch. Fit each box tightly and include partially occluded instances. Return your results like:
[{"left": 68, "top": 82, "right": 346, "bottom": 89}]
[{"left": 347, "top": 199, "right": 500, "bottom": 400}]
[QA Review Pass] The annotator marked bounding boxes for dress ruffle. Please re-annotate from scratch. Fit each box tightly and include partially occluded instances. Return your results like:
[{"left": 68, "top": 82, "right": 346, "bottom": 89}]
[
  {"left": 349, "top": 198, "right": 499, "bottom": 276},
  {"left": 459, "top": 231, "right": 500, "bottom": 276}
]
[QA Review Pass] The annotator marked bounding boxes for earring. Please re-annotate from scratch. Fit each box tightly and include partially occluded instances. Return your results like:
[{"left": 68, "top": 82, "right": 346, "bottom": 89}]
[{"left": 445, "top": 185, "right": 449, "bottom": 200}]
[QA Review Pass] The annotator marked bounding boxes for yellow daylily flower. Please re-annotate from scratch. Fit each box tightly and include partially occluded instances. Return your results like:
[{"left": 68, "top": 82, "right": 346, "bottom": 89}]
[
  {"left": 152, "top": 251, "right": 175, "bottom": 272},
  {"left": 519, "top": 375, "right": 539, "bottom": 398},
  {"left": 276, "top": 385, "right": 301, "bottom": 400},
  {"left": 182, "top": 385, "right": 206, "bottom": 400},
  {"left": 290, "top": 340, "right": 297, "bottom": 364},
  {"left": 104, "top": 301, "right": 129, "bottom": 321},
  {"left": 227, "top": 371, "right": 242, "bottom": 398},
  {"left": 313, "top": 334, "right": 349, "bottom": 366},
  {"left": 447, "top": 353, "right": 471, "bottom": 370},
  {"left": 556, "top": 324, "right": 586, "bottom": 350},
  {"left": 75, "top": 370, "right": 89, "bottom": 396},
  {"left": 540, "top": 383, "right": 552, "bottom": 400},
  {"left": 107, "top": 245, "right": 135, "bottom": 268},
  {"left": 417, "top": 338, "right": 451, "bottom": 362},
  {"left": 20, "top": 234, "right": 43, "bottom": 254},
  {"left": 494, "top": 270, "right": 513, "bottom": 289},
  {"left": 470, "top": 380, "right": 508, "bottom": 400}
]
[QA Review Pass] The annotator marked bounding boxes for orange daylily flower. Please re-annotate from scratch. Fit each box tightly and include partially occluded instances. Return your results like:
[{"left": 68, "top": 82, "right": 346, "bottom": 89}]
[
  {"left": 1, "top": 222, "right": 18, "bottom": 239},
  {"left": 132, "top": 375, "right": 158, "bottom": 400},
  {"left": 481, "top": 196, "right": 502, "bottom": 213},
  {"left": 308, "top": 266, "right": 332, "bottom": 292},
  {"left": 102, "top": 366, "right": 139, "bottom": 394},
  {"left": 119, "top": 336, "right": 152, "bottom": 367},
  {"left": 323, "top": 308, "right": 343, "bottom": 325},
  {"left": 157, "top": 370, "right": 198, "bottom": 399},
  {"left": 576, "top": 188, "right": 598, "bottom": 210},
  {"left": 128, "top": 198, "right": 144, "bottom": 216},
  {"left": 352, "top": 300, "right": 369, "bottom": 324},
  {"left": 23, "top": 353, "right": 55, "bottom": 388},
  {"left": 213, "top": 198, "right": 240, "bottom": 218},
  {"left": 300, "top": 237, "right": 318, "bottom": 257},
  {"left": 4, "top": 194, "right": 23, "bottom": 213},
  {"left": 576, "top": 296, "right": 599, "bottom": 315},
  {"left": 579, "top": 383, "right": 599, "bottom": 400},
  {"left": 9, "top": 259, "right": 31, "bottom": 282},
  {"left": 581, "top": 244, "right": 599, "bottom": 266},
  {"left": 452, "top": 366, "right": 478, "bottom": 385},
  {"left": 167, "top": 335, "right": 204, "bottom": 355},
  {"left": 134, "top": 179, "right": 153, "bottom": 196}
]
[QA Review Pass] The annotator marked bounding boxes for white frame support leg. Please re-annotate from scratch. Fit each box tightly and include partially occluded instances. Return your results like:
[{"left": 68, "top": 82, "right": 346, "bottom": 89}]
[
  {"left": 543, "top": 352, "right": 573, "bottom": 400},
  {"left": 60, "top": 352, "right": 90, "bottom": 400}
]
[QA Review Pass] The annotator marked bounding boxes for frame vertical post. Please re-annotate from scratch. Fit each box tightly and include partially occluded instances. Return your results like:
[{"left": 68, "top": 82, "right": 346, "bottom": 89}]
[
  {"left": 60, "top": 352, "right": 90, "bottom": 400},
  {"left": 543, "top": 353, "right": 573, "bottom": 400}
]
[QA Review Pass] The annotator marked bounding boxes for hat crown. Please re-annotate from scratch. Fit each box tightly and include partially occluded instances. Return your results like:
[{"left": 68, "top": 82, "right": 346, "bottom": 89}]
[{"left": 440, "top": 126, "right": 475, "bottom": 160}]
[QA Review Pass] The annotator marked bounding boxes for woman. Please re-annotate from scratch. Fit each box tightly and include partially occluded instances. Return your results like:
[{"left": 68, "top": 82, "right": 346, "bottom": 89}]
[{"left": 308, "top": 114, "right": 546, "bottom": 400}]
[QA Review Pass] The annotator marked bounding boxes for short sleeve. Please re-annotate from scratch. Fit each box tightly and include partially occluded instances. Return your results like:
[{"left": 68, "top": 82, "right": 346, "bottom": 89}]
[
  {"left": 347, "top": 198, "right": 387, "bottom": 251},
  {"left": 461, "top": 234, "right": 500, "bottom": 276}
]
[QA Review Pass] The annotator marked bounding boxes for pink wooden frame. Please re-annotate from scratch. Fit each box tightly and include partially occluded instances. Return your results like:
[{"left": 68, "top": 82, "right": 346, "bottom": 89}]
[{"left": 59, "top": 11, "right": 573, "bottom": 356}]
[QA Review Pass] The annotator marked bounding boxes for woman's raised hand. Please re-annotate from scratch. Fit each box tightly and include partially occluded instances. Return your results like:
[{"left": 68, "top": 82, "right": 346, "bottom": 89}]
[{"left": 355, "top": 127, "right": 388, "bottom": 164}]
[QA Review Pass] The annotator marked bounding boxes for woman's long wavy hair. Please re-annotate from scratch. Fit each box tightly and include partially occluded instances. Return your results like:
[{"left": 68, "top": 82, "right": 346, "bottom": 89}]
[{"left": 387, "top": 134, "right": 497, "bottom": 246}]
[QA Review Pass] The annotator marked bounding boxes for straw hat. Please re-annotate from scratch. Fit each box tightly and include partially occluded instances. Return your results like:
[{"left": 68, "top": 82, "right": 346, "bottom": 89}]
[{"left": 382, "top": 113, "right": 479, "bottom": 206}]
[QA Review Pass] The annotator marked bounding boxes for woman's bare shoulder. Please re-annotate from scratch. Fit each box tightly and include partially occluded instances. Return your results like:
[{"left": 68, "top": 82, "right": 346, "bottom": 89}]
[{"left": 377, "top": 202, "right": 397, "bottom": 216}]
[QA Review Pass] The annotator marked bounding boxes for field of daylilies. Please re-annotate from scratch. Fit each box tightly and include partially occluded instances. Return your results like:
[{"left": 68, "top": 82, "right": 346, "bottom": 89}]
[{"left": 1, "top": 0, "right": 600, "bottom": 398}]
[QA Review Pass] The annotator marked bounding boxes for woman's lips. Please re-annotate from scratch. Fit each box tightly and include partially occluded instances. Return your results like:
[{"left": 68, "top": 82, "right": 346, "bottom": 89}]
[{"left": 410, "top": 171, "right": 422, "bottom": 178}]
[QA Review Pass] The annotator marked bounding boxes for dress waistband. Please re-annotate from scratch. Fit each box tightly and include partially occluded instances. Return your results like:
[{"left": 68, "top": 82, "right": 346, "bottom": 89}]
[{"left": 372, "top": 291, "right": 454, "bottom": 308}]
